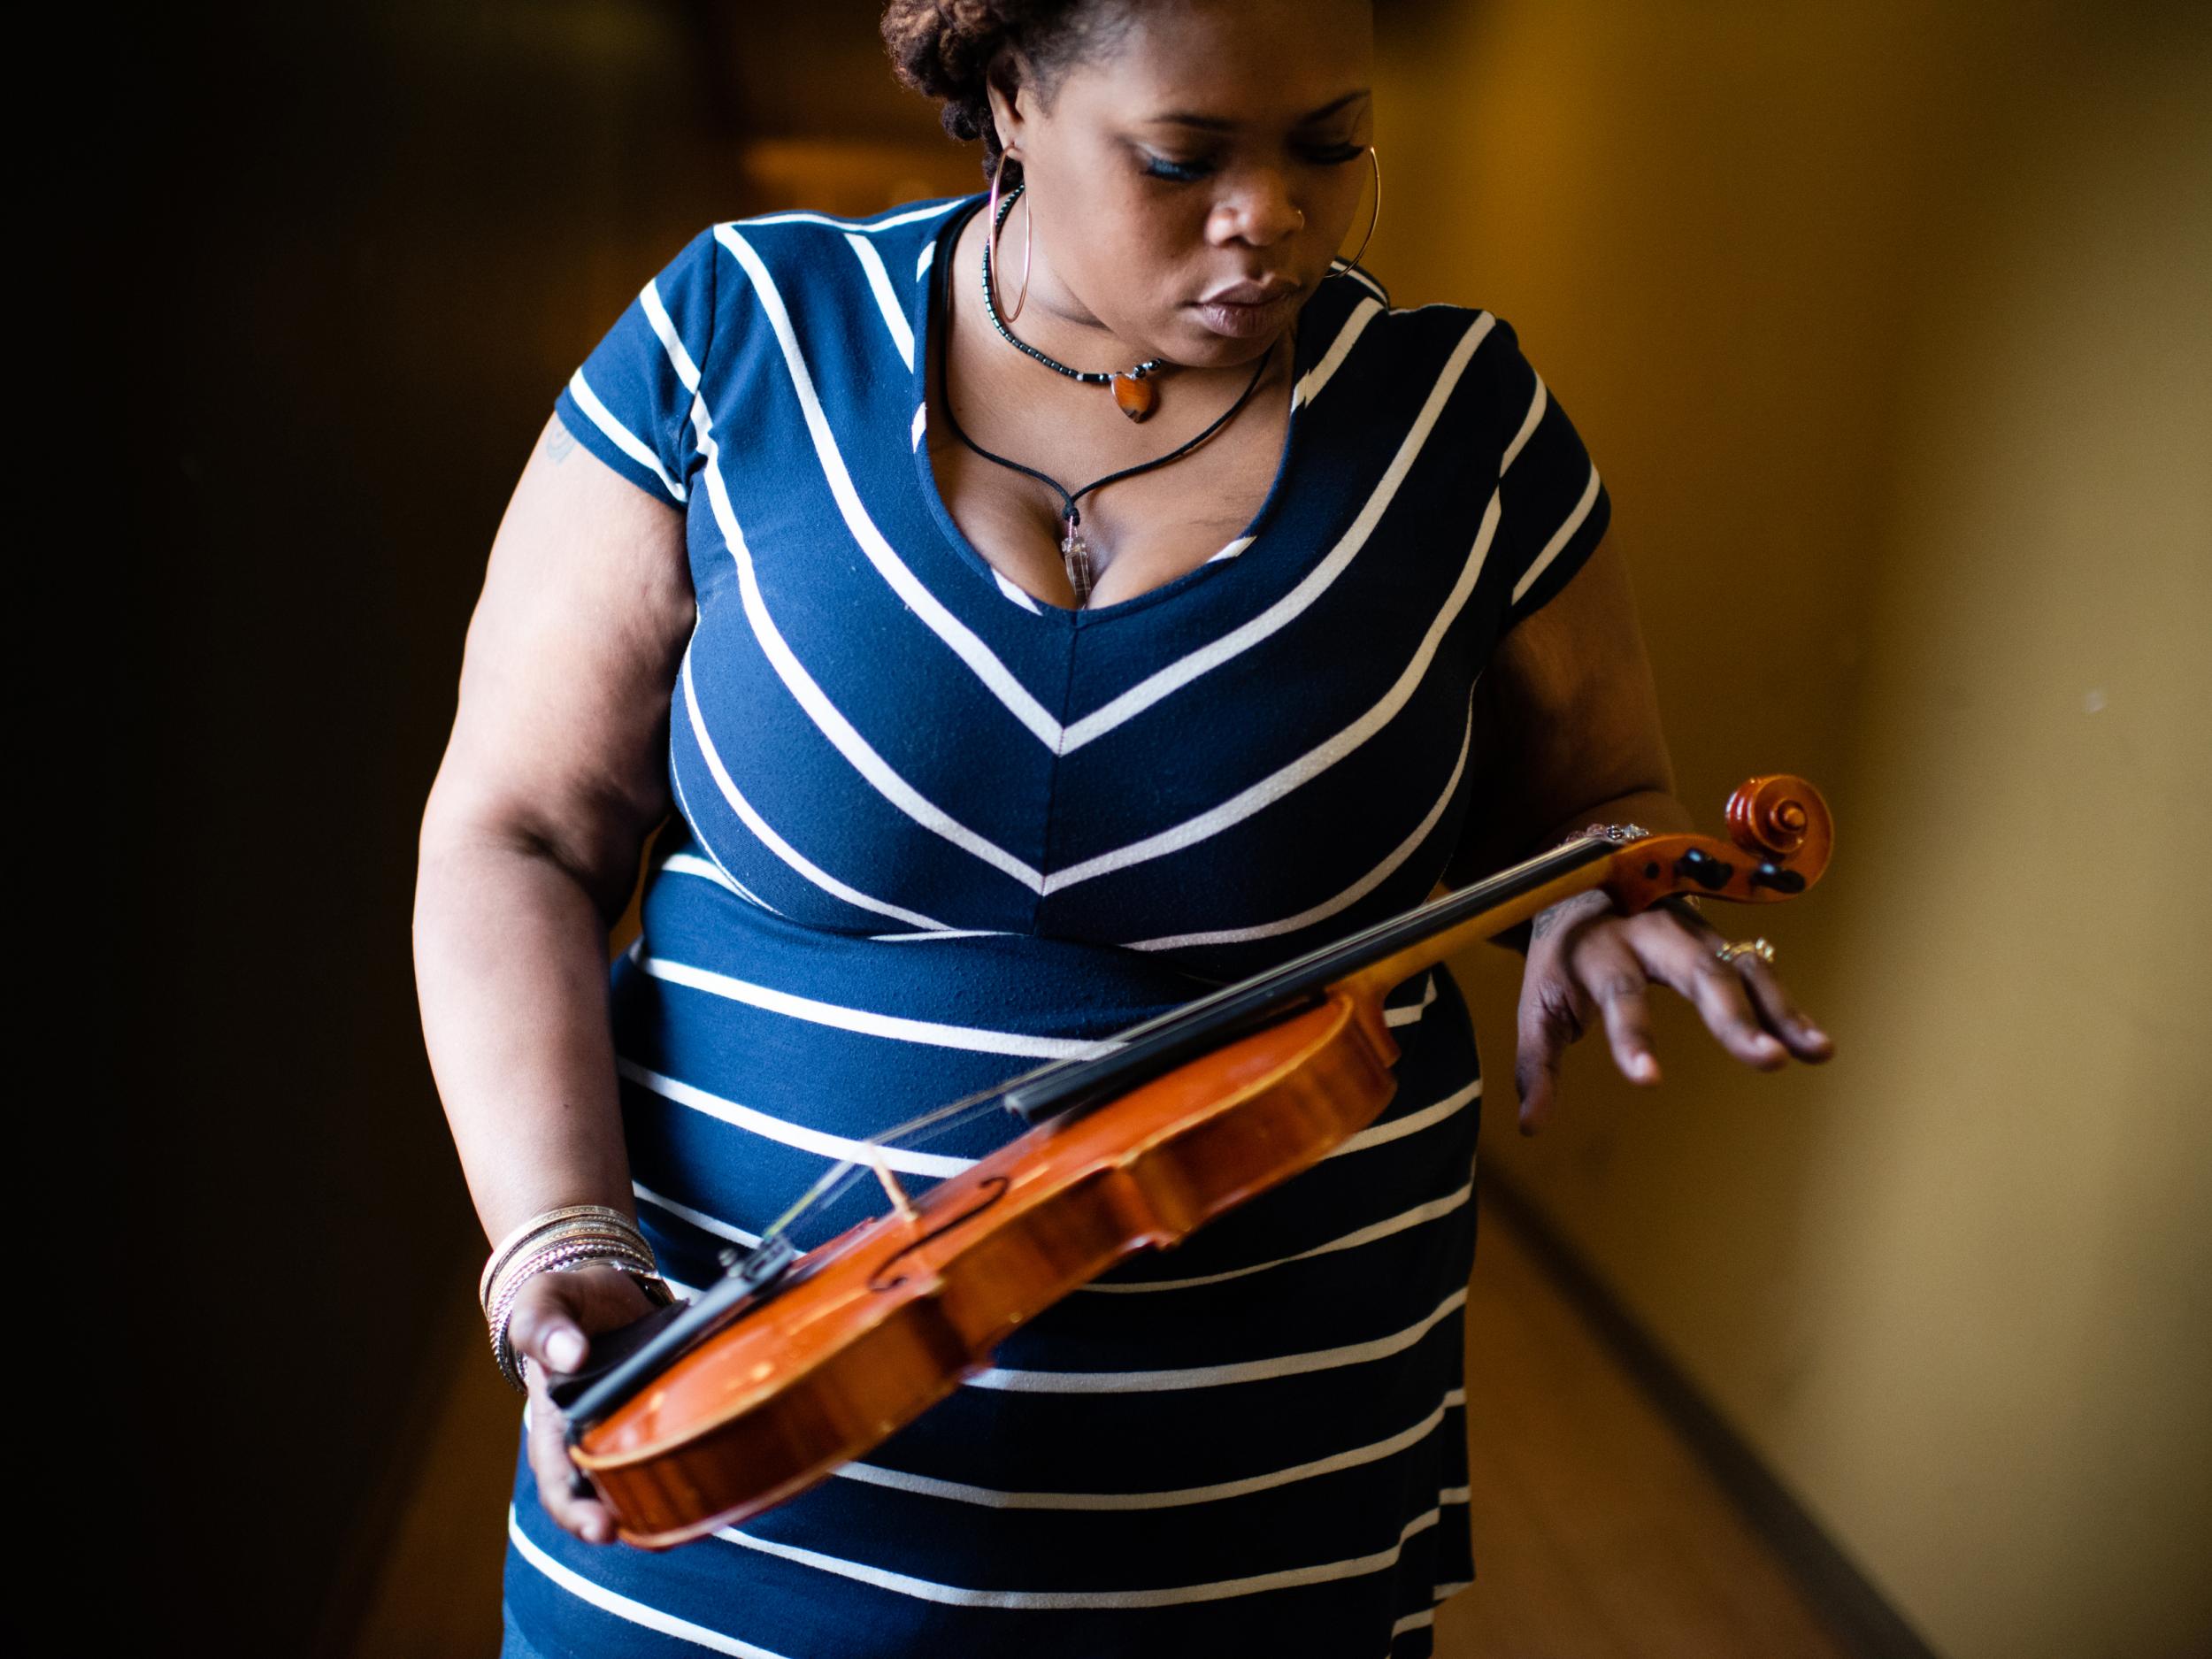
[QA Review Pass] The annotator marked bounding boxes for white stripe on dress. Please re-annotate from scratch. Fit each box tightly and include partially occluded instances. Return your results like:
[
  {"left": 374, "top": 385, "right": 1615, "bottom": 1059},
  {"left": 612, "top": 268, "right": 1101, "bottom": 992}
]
[
  {"left": 1501, "top": 375, "right": 1547, "bottom": 474},
  {"left": 1079, "top": 1176, "right": 1472, "bottom": 1294},
  {"left": 1509, "top": 459, "right": 1601, "bottom": 604},
  {"left": 1042, "top": 484, "right": 1502, "bottom": 894},
  {"left": 844, "top": 231, "right": 916, "bottom": 372},
  {"left": 1325, "top": 1078, "right": 1480, "bottom": 1158},
  {"left": 715, "top": 226, "right": 1067, "bottom": 749},
  {"left": 1056, "top": 312, "right": 1494, "bottom": 757},
  {"left": 1292, "top": 294, "right": 1382, "bottom": 411},
  {"left": 1331, "top": 260, "right": 1391, "bottom": 305},
  {"left": 633, "top": 1180, "right": 759, "bottom": 1247},
  {"left": 1384, "top": 973, "right": 1438, "bottom": 1027},
  {"left": 618, "top": 1059, "right": 974, "bottom": 1179},
  {"left": 684, "top": 380, "right": 1049, "bottom": 893},
  {"left": 509, "top": 1509, "right": 794, "bottom": 1658},
  {"left": 664, "top": 718, "right": 783, "bottom": 918},
  {"left": 639, "top": 279, "right": 702, "bottom": 394},
  {"left": 735, "top": 200, "right": 964, "bottom": 234},
  {"left": 680, "top": 649, "right": 953, "bottom": 930},
  {"left": 565, "top": 368, "right": 686, "bottom": 502},
  {"left": 834, "top": 1382, "right": 1466, "bottom": 1509},
  {"left": 709, "top": 1505, "right": 1444, "bottom": 1611},
  {"left": 636, "top": 952, "right": 1116, "bottom": 1060},
  {"left": 1123, "top": 690, "right": 1471, "bottom": 950},
  {"left": 993, "top": 568, "right": 1044, "bottom": 613},
  {"left": 964, "top": 1285, "right": 1466, "bottom": 1393}
]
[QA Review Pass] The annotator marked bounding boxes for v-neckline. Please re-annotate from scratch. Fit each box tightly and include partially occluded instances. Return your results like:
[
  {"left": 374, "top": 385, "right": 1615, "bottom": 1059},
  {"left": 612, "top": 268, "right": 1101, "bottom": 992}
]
[{"left": 908, "top": 191, "right": 1311, "bottom": 627}]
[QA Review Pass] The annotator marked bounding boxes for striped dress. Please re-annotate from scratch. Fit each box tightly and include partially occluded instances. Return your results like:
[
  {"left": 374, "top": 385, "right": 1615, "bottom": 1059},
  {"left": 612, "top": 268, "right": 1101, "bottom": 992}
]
[{"left": 503, "top": 188, "right": 1609, "bottom": 1659}]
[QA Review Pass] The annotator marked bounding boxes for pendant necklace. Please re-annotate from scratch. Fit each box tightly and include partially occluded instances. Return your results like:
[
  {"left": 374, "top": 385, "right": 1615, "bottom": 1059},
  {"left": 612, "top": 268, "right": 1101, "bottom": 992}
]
[{"left": 944, "top": 186, "right": 1282, "bottom": 608}]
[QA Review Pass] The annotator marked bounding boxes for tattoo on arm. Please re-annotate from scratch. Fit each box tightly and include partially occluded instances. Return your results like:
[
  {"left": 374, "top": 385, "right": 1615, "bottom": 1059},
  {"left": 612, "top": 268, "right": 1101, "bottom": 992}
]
[{"left": 547, "top": 420, "right": 577, "bottom": 465}]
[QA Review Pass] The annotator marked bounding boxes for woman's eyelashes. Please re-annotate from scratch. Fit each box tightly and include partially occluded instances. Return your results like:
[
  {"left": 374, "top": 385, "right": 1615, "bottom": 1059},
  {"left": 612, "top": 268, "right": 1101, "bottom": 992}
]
[{"left": 1141, "top": 144, "right": 1369, "bottom": 183}]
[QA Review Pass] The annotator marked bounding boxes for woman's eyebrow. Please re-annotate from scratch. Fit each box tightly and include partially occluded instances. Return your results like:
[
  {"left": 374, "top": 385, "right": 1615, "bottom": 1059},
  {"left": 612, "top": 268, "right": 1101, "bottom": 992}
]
[{"left": 1148, "top": 90, "right": 1371, "bottom": 131}]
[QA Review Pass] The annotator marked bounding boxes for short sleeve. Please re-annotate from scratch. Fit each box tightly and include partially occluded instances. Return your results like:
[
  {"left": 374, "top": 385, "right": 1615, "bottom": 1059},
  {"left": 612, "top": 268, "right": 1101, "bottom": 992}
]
[
  {"left": 552, "top": 225, "right": 721, "bottom": 506},
  {"left": 1487, "top": 317, "right": 1611, "bottom": 628}
]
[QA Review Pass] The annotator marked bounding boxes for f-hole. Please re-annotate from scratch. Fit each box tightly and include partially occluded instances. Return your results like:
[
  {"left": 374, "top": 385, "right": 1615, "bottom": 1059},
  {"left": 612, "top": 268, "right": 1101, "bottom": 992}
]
[{"left": 868, "top": 1176, "right": 1012, "bottom": 1292}]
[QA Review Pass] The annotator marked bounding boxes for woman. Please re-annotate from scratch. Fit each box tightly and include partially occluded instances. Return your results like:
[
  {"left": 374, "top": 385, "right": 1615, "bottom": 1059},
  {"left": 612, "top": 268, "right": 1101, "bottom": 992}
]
[{"left": 414, "top": 2, "right": 1832, "bottom": 1654}]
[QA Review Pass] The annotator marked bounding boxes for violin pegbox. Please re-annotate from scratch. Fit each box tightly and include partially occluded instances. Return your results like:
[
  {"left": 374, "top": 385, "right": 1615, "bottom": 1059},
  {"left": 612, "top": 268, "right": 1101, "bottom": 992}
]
[{"left": 1603, "top": 774, "right": 1833, "bottom": 914}]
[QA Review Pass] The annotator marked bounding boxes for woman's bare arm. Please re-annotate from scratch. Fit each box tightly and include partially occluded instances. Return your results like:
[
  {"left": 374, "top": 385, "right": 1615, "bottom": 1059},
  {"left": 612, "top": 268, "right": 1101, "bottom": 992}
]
[
  {"left": 412, "top": 413, "right": 695, "bottom": 1245},
  {"left": 1463, "top": 539, "right": 1832, "bottom": 1128},
  {"left": 1448, "top": 537, "right": 1690, "bottom": 887}
]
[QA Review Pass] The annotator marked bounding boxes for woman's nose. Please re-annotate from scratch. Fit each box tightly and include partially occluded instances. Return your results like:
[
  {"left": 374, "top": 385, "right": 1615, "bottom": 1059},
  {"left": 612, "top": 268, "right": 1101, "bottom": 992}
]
[{"left": 1210, "top": 174, "right": 1305, "bottom": 248}]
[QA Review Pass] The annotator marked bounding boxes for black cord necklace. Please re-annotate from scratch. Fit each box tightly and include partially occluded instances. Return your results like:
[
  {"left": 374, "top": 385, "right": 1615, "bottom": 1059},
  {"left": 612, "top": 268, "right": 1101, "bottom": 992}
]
[{"left": 941, "top": 190, "right": 1282, "bottom": 609}]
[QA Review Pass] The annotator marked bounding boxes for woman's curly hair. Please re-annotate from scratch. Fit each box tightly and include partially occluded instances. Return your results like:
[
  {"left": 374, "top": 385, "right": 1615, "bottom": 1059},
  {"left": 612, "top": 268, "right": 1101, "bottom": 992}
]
[{"left": 881, "top": 1, "right": 1139, "bottom": 183}]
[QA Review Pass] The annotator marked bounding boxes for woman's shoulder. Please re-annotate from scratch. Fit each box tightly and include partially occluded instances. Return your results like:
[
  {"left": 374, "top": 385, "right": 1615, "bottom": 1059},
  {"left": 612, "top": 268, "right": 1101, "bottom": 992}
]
[
  {"left": 700, "top": 192, "right": 977, "bottom": 273},
  {"left": 1303, "top": 263, "right": 1540, "bottom": 419}
]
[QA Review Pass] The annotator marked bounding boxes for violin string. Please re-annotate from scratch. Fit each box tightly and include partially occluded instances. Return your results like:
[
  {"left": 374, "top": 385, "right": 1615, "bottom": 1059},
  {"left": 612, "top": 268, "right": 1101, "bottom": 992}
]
[{"left": 748, "top": 836, "right": 1610, "bottom": 1258}]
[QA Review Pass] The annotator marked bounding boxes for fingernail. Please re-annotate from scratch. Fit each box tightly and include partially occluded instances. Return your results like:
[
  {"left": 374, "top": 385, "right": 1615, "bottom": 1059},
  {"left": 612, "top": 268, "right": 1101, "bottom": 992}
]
[
  {"left": 1631, "top": 1054, "right": 1658, "bottom": 1081},
  {"left": 548, "top": 1329, "right": 586, "bottom": 1370},
  {"left": 585, "top": 1516, "right": 612, "bottom": 1544}
]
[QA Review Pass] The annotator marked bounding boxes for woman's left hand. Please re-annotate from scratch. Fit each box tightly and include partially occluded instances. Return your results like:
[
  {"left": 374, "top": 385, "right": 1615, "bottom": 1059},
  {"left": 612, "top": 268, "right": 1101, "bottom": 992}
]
[{"left": 1512, "top": 890, "right": 1833, "bottom": 1134}]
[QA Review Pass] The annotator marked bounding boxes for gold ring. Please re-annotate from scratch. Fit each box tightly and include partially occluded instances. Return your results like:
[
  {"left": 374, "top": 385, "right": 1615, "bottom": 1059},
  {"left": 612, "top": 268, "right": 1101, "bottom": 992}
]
[{"left": 1716, "top": 939, "right": 1776, "bottom": 966}]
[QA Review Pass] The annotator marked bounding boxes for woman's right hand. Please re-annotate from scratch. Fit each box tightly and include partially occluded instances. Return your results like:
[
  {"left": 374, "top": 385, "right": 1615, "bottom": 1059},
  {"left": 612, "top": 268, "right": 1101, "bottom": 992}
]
[{"left": 507, "top": 1264, "right": 664, "bottom": 1545}]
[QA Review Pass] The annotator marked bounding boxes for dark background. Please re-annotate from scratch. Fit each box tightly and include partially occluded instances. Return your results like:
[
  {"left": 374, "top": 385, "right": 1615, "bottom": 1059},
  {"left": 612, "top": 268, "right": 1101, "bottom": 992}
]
[{"left": 127, "top": 3, "right": 975, "bottom": 1647}]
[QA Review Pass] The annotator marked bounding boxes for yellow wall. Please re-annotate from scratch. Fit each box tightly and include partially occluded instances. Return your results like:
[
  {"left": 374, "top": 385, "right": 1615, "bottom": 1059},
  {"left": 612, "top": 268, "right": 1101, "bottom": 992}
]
[{"left": 1372, "top": 4, "right": 2212, "bottom": 1655}]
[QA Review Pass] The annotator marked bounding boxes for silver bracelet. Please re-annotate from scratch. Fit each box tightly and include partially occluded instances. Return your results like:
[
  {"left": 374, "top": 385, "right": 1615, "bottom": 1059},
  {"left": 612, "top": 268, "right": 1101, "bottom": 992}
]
[
  {"left": 1556, "top": 821, "right": 1651, "bottom": 848},
  {"left": 481, "top": 1206, "right": 664, "bottom": 1393},
  {"left": 480, "top": 1204, "right": 645, "bottom": 1313}
]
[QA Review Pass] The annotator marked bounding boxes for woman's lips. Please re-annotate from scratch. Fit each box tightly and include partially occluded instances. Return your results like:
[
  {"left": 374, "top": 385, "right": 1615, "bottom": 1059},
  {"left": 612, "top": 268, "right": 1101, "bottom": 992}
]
[{"left": 1191, "top": 286, "right": 1302, "bottom": 338}]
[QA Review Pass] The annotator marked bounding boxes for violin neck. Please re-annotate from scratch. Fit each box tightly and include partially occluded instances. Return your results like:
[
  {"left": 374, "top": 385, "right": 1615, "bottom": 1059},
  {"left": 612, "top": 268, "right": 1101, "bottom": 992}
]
[
  {"left": 999, "top": 838, "right": 1614, "bottom": 1125},
  {"left": 1333, "top": 847, "right": 1615, "bottom": 1007}
]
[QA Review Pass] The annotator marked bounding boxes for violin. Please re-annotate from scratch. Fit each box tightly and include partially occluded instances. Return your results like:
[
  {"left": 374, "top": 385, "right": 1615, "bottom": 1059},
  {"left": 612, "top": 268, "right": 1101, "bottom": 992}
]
[{"left": 552, "top": 774, "right": 1833, "bottom": 1547}]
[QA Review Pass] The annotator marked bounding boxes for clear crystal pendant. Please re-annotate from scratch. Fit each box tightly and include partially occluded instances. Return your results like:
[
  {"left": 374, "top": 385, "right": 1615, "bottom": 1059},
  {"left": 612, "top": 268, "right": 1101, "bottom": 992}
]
[{"left": 1060, "top": 511, "right": 1094, "bottom": 609}]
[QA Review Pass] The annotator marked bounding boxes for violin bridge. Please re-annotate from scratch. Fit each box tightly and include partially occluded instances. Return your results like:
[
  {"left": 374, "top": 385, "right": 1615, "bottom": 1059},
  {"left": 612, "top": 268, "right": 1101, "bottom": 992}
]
[{"left": 865, "top": 1146, "right": 919, "bottom": 1225}]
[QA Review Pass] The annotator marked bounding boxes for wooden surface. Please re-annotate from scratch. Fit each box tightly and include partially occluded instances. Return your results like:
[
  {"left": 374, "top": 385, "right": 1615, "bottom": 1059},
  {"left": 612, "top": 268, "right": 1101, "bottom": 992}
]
[
  {"left": 1437, "top": 1203, "right": 1852, "bottom": 1659},
  {"left": 351, "top": 1199, "right": 1853, "bottom": 1657}
]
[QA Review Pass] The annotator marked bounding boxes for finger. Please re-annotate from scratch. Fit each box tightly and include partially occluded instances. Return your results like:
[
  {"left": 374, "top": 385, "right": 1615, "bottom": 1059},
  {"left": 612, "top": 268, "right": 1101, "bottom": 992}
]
[
  {"left": 1566, "top": 932, "right": 1664, "bottom": 1087},
  {"left": 1732, "top": 955, "right": 1833, "bottom": 1061},
  {"left": 1513, "top": 976, "right": 1589, "bottom": 1136},
  {"left": 1636, "top": 928, "right": 1789, "bottom": 1070},
  {"left": 526, "top": 1364, "right": 617, "bottom": 1544},
  {"left": 508, "top": 1275, "right": 593, "bottom": 1376},
  {"left": 1513, "top": 1023, "right": 1558, "bottom": 1136}
]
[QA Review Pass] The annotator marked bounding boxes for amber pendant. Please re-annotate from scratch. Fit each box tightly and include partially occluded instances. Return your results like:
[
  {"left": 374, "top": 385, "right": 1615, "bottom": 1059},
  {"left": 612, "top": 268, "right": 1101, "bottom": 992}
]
[
  {"left": 1111, "top": 372, "right": 1157, "bottom": 422},
  {"left": 1060, "top": 526, "right": 1094, "bottom": 608}
]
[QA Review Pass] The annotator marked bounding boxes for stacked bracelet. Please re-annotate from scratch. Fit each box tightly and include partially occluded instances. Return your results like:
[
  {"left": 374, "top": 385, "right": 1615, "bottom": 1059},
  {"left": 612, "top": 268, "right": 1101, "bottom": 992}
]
[{"left": 480, "top": 1205, "right": 672, "bottom": 1393}]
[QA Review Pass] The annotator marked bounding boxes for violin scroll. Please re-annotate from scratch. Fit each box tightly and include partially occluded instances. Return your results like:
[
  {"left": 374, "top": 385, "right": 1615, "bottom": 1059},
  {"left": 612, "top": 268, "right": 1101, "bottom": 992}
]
[
  {"left": 1601, "top": 774, "right": 1833, "bottom": 914},
  {"left": 1725, "top": 773, "right": 1834, "bottom": 869}
]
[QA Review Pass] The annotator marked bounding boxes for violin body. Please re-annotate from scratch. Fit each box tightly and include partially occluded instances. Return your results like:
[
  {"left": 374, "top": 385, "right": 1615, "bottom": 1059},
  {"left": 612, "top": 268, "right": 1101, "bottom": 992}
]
[
  {"left": 574, "top": 991, "right": 1402, "bottom": 1546},
  {"left": 568, "top": 775, "right": 1834, "bottom": 1547}
]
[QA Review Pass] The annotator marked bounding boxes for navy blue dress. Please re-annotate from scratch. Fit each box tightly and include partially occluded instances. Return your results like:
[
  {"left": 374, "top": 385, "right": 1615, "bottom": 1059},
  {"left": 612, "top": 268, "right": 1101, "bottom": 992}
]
[{"left": 504, "top": 188, "right": 1609, "bottom": 1659}]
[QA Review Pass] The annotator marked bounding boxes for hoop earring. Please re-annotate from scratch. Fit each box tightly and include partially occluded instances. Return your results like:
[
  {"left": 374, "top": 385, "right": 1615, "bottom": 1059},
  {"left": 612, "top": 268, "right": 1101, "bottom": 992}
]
[
  {"left": 1335, "top": 146, "right": 1381, "bottom": 272},
  {"left": 986, "top": 151, "right": 1034, "bottom": 323}
]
